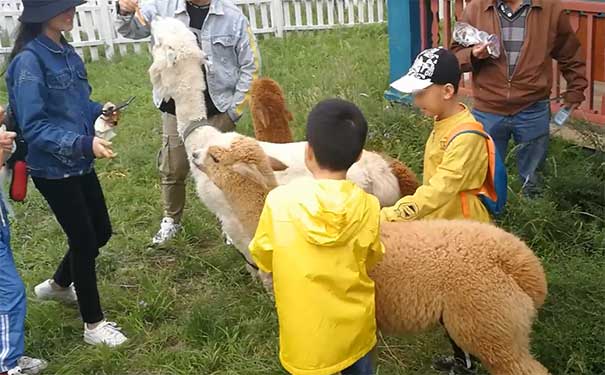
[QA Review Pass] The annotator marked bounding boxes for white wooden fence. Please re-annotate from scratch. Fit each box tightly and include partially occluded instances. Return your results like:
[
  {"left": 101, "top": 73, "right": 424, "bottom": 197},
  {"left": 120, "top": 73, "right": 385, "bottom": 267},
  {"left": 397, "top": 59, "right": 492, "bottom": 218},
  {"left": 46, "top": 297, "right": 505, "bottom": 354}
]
[{"left": 0, "top": 0, "right": 385, "bottom": 63}]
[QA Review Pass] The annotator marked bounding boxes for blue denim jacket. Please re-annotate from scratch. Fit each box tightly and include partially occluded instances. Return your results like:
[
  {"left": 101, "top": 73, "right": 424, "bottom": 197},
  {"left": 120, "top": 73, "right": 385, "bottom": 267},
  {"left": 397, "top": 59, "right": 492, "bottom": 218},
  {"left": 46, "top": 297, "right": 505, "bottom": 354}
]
[
  {"left": 5, "top": 35, "right": 102, "bottom": 179},
  {"left": 115, "top": 0, "right": 261, "bottom": 122}
]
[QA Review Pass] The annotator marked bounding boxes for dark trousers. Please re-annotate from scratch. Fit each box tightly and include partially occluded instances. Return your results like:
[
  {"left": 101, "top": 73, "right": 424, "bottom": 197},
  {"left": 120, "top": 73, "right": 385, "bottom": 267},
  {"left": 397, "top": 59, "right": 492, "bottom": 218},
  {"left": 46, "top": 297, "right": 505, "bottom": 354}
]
[
  {"left": 32, "top": 172, "right": 111, "bottom": 324},
  {"left": 341, "top": 350, "right": 374, "bottom": 375}
]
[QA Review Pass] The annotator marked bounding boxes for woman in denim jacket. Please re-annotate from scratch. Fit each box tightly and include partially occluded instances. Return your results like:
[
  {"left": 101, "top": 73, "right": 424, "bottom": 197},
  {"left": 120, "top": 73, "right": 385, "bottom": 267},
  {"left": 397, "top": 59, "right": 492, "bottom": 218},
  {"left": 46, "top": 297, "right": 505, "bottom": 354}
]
[{"left": 4, "top": 0, "right": 127, "bottom": 348}]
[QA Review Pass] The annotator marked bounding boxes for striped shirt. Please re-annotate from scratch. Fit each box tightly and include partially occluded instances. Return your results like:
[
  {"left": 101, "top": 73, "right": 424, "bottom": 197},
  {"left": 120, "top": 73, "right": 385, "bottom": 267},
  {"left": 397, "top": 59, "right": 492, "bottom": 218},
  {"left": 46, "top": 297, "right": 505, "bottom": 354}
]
[{"left": 497, "top": 0, "right": 532, "bottom": 78}]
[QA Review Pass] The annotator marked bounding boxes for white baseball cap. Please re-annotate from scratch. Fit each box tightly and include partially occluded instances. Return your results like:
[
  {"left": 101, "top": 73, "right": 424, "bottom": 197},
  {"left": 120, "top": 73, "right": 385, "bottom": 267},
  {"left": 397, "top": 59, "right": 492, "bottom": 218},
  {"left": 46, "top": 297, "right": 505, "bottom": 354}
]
[{"left": 390, "top": 47, "right": 462, "bottom": 94}]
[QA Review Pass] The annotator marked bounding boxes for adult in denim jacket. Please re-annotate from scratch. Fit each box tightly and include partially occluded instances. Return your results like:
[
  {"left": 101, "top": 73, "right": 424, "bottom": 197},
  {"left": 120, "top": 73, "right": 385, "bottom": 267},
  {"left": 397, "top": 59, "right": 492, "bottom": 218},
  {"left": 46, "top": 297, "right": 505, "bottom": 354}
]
[
  {"left": 5, "top": 0, "right": 127, "bottom": 348},
  {"left": 116, "top": 0, "right": 261, "bottom": 245}
]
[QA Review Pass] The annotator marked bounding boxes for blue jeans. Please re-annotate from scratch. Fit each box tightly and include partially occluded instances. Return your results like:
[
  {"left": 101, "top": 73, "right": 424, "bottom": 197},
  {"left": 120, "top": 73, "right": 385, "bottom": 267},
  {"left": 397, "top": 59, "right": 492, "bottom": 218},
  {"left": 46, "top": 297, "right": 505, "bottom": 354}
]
[
  {"left": 341, "top": 352, "right": 374, "bottom": 375},
  {"left": 0, "top": 199, "right": 26, "bottom": 372},
  {"left": 472, "top": 100, "right": 551, "bottom": 196}
]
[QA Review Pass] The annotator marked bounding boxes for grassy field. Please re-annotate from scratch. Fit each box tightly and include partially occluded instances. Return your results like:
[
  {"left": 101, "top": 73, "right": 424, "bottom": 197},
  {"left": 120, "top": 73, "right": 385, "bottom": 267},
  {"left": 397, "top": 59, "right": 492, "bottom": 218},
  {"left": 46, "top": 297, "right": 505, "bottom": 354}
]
[{"left": 1, "top": 25, "right": 604, "bottom": 374}]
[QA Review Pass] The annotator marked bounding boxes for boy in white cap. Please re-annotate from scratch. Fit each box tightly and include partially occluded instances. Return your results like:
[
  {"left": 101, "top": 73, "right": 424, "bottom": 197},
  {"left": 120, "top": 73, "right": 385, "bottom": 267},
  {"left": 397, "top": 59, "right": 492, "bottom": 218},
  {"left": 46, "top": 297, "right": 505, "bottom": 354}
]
[{"left": 381, "top": 47, "right": 493, "bottom": 374}]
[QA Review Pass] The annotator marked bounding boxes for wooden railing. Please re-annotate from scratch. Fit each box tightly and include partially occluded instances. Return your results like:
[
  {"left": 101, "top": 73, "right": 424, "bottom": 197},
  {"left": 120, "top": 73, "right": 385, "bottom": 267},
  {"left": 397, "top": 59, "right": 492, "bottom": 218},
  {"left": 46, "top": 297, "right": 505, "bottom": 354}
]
[{"left": 419, "top": 0, "right": 605, "bottom": 125}]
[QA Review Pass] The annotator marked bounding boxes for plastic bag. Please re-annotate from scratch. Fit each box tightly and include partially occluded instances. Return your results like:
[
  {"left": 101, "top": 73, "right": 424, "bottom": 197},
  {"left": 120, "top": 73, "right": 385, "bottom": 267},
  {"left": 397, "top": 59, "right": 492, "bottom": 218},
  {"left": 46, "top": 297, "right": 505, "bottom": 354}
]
[{"left": 453, "top": 22, "right": 501, "bottom": 58}]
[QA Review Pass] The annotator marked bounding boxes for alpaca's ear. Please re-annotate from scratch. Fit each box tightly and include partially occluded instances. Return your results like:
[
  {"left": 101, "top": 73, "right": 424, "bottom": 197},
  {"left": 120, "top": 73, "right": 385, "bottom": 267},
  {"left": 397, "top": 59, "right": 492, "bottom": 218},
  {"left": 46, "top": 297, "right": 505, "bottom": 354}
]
[
  {"left": 252, "top": 106, "right": 270, "bottom": 129},
  {"left": 231, "top": 162, "right": 269, "bottom": 189},
  {"left": 268, "top": 156, "right": 288, "bottom": 171}
]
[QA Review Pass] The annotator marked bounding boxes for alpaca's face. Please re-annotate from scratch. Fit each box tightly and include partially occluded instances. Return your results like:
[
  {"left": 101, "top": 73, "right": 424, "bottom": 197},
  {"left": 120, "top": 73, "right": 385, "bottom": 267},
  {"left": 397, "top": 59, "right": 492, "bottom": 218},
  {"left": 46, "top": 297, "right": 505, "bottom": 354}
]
[
  {"left": 149, "top": 17, "right": 208, "bottom": 100},
  {"left": 192, "top": 136, "right": 277, "bottom": 192}
]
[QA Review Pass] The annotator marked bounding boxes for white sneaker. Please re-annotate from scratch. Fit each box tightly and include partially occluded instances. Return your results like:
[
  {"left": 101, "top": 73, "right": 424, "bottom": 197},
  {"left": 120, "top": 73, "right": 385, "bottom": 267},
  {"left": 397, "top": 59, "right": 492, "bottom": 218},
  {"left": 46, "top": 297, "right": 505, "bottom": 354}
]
[
  {"left": 34, "top": 280, "right": 77, "bottom": 305},
  {"left": 7, "top": 367, "right": 23, "bottom": 375},
  {"left": 152, "top": 217, "right": 181, "bottom": 245},
  {"left": 222, "top": 230, "right": 234, "bottom": 246},
  {"left": 17, "top": 356, "right": 48, "bottom": 374},
  {"left": 83, "top": 320, "right": 128, "bottom": 347}
]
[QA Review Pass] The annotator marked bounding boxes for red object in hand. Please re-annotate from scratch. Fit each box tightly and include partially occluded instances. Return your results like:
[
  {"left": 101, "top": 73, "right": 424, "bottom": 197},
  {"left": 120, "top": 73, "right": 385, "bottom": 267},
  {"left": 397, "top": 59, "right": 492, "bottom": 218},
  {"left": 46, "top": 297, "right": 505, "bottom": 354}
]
[{"left": 10, "top": 160, "right": 27, "bottom": 201}]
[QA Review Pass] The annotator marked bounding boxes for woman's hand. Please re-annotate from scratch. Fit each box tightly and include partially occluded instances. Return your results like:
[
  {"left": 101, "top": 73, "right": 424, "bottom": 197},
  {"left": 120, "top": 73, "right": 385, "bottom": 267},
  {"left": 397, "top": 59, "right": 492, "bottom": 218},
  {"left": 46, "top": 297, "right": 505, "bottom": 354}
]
[
  {"left": 0, "top": 106, "right": 5, "bottom": 124},
  {"left": 93, "top": 137, "right": 116, "bottom": 159},
  {"left": 101, "top": 102, "right": 120, "bottom": 126}
]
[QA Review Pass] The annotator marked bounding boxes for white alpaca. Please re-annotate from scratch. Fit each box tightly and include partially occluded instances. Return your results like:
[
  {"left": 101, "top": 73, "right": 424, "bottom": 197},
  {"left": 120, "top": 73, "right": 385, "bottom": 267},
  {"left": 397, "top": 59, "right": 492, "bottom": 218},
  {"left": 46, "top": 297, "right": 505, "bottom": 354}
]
[{"left": 148, "top": 17, "right": 417, "bottom": 206}]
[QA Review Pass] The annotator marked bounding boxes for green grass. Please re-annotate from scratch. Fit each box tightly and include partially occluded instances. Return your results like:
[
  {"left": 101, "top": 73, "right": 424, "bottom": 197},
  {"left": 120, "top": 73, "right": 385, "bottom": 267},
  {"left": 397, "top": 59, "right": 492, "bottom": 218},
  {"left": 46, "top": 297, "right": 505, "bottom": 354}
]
[{"left": 1, "top": 25, "right": 604, "bottom": 374}]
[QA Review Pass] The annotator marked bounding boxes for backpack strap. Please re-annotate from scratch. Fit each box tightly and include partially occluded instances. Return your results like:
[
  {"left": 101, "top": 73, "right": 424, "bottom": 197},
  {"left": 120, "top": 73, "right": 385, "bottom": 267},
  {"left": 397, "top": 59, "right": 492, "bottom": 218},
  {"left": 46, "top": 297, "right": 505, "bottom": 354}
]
[
  {"left": 445, "top": 122, "right": 494, "bottom": 218},
  {"left": 446, "top": 122, "right": 489, "bottom": 147}
]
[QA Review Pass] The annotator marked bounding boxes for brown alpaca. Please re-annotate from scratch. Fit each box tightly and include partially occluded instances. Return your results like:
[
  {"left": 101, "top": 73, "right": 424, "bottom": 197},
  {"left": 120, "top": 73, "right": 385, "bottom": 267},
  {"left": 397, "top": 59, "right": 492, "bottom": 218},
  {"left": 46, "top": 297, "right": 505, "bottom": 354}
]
[
  {"left": 249, "top": 77, "right": 420, "bottom": 198},
  {"left": 192, "top": 136, "right": 550, "bottom": 375},
  {"left": 383, "top": 154, "right": 420, "bottom": 197},
  {"left": 250, "top": 78, "right": 294, "bottom": 143}
]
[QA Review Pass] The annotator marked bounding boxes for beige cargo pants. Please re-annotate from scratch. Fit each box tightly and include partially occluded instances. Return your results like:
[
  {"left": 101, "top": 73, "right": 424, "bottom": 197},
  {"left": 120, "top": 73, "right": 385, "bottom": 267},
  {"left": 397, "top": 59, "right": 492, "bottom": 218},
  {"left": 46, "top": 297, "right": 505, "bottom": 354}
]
[{"left": 158, "top": 112, "right": 235, "bottom": 223}]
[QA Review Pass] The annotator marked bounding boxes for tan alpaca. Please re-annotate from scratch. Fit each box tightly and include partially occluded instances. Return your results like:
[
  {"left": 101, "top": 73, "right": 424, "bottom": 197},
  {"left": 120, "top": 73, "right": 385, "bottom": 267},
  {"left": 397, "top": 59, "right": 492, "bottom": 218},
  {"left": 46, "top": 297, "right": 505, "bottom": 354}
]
[{"left": 249, "top": 77, "right": 420, "bottom": 197}]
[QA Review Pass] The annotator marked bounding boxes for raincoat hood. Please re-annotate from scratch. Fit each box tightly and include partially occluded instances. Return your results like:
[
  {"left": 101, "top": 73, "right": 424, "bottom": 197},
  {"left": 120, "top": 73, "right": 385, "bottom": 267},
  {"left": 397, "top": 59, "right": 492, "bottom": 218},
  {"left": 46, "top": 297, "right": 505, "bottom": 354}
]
[{"left": 290, "top": 179, "right": 372, "bottom": 247}]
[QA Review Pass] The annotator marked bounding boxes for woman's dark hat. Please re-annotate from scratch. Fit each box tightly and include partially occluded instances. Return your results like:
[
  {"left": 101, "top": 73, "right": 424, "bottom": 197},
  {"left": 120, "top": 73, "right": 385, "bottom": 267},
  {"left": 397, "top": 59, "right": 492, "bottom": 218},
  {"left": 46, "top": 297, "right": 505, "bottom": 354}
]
[{"left": 19, "top": 0, "right": 86, "bottom": 23}]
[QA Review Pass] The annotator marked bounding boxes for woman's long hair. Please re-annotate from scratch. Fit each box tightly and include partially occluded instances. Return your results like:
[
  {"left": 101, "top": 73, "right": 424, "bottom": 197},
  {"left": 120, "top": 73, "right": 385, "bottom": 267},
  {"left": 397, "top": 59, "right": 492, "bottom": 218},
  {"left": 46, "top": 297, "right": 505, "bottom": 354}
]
[{"left": 1, "top": 22, "right": 43, "bottom": 75}]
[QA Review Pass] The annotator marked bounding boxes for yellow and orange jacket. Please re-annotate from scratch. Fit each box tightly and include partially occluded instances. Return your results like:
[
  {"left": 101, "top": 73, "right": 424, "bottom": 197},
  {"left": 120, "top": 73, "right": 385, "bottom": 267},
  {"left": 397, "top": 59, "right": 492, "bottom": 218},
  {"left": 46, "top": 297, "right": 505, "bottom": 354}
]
[
  {"left": 249, "top": 177, "right": 384, "bottom": 375},
  {"left": 382, "top": 104, "right": 491, "bottom": 223}
]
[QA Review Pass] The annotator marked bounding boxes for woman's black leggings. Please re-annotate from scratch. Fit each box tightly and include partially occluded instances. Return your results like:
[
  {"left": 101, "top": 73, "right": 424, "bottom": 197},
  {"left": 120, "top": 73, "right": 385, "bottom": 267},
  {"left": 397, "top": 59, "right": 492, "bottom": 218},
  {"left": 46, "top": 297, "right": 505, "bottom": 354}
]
[{"left": 33, "top": 172, "right": 111, "bottom": 324}]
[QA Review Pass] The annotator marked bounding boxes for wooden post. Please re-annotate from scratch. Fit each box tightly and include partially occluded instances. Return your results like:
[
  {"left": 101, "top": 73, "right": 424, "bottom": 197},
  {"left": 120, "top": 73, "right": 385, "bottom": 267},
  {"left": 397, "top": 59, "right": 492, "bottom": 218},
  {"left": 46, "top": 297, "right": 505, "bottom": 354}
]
[
  {"left": 384, "top": 0, "right": 421, "bottom": 103},
  {"left": 98, "top": 0, "right": 115, "bottom": 60}
]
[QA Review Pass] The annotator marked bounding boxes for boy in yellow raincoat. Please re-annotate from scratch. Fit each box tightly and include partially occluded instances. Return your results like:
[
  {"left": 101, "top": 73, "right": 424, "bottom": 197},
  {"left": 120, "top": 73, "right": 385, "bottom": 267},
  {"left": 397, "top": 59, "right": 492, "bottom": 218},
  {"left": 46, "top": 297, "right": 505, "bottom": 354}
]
[
  {"left": 382, "top": 47, "right": 491, "bottom": 224},
  {"left": 249, "top": 99, "right": 385, "bottom": 375},
  {"left": 381, "top": 47, "right": 492, "bottom": 374}
]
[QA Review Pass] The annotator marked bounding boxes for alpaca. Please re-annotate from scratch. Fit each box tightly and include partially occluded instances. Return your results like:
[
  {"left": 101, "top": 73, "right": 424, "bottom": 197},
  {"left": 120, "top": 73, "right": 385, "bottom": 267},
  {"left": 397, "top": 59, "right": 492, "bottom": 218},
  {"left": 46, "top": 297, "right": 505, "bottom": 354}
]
[
  {"left": 190, "top": 134, "right": 550, "bottom": 375},
  {"left": 250, "top": 78, "right": 293, "bottom": 143},
  {"left": 249, "top": 76, "right": 419, "bottom": 199},
  {"left": 148, "top": 17, "right": 419, "bottom": 209}
]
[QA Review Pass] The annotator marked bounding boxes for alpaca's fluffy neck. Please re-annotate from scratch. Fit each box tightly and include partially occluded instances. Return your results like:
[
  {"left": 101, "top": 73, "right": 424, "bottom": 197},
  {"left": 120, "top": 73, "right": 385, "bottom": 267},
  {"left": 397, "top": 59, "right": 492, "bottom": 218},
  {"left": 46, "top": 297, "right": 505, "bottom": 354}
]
[
  {"left": 171, "top": 61, "right": 208, "bottom": 135},
  {"left": 174, "top": 90, "right": 205, "bottom": 127},
  {"left": 224, "top": 188, "right": 268, "bottom": 239}
]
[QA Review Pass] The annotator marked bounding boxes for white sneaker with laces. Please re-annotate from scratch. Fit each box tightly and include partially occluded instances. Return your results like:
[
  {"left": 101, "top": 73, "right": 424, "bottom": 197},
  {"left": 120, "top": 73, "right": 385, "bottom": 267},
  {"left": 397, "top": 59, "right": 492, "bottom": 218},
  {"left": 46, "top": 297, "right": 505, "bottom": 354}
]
[
  {"left": 152, "top": 217, "right": 181, "bottom": 246},
  {"left": 34, "top": 280, "right": 77, "bottom": 305},
  {"left": 17, "top": 356, "right": 48, "bottom": 374},
  {"left": 83, "top": 320, "right": 127, "bottom": 347}
]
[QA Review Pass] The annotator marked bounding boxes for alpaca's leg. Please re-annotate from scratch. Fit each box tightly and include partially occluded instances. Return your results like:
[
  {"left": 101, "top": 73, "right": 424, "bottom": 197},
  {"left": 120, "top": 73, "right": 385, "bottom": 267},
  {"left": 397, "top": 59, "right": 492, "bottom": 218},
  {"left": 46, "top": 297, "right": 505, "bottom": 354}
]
[
  {"left": 487, "top": 355, "right": 550, "bottom": 375},
  {"left": 258, "top": 270, "right": 274, "bottom": 300},
  {"left": 442, "top": 281, "right": 549, "bottom": 375}
]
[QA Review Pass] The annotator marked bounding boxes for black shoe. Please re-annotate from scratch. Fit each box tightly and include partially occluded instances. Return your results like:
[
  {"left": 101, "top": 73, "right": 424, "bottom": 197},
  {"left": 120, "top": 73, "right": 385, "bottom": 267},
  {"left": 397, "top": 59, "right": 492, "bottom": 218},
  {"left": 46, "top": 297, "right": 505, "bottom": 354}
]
[{"left": 432, "top": 356, "right": 477, "bottom": 374}]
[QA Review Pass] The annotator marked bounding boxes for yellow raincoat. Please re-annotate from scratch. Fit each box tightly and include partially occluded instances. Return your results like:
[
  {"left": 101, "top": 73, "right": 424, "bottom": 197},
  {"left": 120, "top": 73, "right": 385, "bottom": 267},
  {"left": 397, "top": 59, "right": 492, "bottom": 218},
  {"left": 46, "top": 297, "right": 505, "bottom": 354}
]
[
  {"left": 249, "top": 178, "right": 385, "bottom": 375},
  {"left": 381, "top": 104, "right": 491, "bottom": 222}
]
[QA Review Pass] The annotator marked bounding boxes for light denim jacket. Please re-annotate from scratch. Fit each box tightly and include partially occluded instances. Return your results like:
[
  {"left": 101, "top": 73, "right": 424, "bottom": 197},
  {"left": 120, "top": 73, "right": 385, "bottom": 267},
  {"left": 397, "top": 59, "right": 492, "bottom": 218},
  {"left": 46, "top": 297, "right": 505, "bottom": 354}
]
[{"left": 115, "top": 0, "right": 261, "bottom": 121}]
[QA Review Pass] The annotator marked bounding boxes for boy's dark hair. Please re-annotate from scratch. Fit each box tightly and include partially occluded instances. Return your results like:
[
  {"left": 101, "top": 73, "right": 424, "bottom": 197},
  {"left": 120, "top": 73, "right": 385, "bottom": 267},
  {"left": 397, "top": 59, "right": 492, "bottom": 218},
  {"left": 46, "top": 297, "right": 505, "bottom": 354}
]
[{"left": 306, "top": 99, "right": 368, "bottom": 172}]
